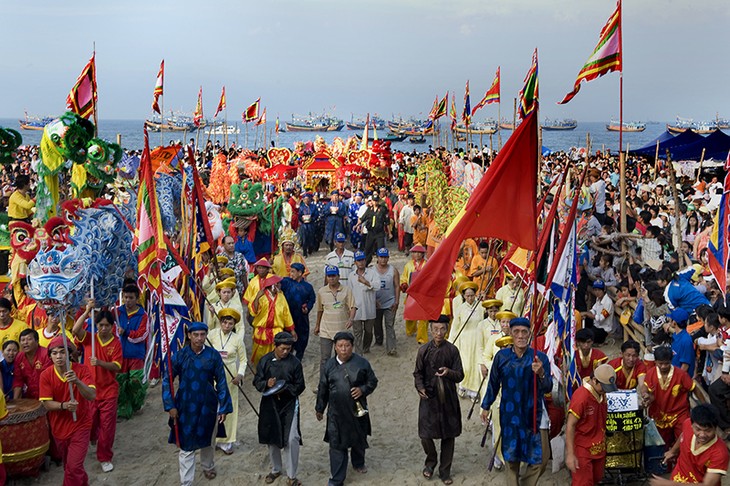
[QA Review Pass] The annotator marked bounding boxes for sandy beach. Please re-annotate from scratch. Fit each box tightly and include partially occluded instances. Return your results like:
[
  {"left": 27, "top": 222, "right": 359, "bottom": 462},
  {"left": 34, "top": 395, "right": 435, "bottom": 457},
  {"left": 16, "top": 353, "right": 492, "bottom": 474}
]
[{"left": 10, "top": 250, "right": 700, "bottom": 486}]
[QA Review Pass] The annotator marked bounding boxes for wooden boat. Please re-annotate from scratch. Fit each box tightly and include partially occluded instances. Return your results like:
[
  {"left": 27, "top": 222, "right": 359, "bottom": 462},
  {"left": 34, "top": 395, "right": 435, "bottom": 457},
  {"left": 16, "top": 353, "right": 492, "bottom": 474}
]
[
  {"left": 542, "top": 118, "right": 577, "bottom": 131},
  {"left": 354, "top": 133, "right": 407, "bottom": 142},
  {"left": 18, "top": 113, "right": 53, "bottom": 131},
  {"left": 499, "top": 119, "right": 520, "bottom": 130},
  {"left": 454, "top": 121, "right": 498, "bottom": 135},
  {"left": 606, "top": 120, "right": 646, "bottom": 132},
  {"left": 409, "top": 135, "right": 426, "bottom": 144},
  {"left": 666, "top": 117, "right": 718, "bottom": 135},
  {"left": 287, "top": 113, "right": 344, "bottom": 132},
  {"left": 347, "top": 115, "right": 386, "bottom": 131},
  {"left": 145, "top": 113, "right": 201, "bottom": 132},
  {"left": 204, "top": 125, "right": 240, "bottom": 135}
]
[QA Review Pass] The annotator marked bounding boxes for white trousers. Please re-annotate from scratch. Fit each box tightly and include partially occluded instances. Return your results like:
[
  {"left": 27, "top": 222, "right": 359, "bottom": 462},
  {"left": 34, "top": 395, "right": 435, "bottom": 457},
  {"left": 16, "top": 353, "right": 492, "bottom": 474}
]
[
  {"left": 268, "top": 402, "right": 301, "bottom": 479},
  {"left": 178, "top": 425, "right": 217, "bottom": 486}
]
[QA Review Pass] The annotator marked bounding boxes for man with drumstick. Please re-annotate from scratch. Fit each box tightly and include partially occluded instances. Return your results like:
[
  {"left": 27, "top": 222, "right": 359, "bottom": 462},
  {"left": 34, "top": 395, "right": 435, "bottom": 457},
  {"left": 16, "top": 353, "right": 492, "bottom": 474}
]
[
  {"left": 39, "top": 335, "right": 96, "bottom": 486},
  {"left": 253, "top": 331, "right": 306, "bottom": 486}
]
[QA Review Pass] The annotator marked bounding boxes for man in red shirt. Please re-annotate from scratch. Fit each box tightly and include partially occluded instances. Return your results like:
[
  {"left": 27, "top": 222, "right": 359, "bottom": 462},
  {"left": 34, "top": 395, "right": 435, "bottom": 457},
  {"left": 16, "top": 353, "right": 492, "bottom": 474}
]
[
  {"left": 575, "top": 328, "right": 608, "bottom": 380},
  {"left": 12, "top": 328, "right": 51, "bottom": 399},
  {"left": 73, "top": 304, "right": 122, "bottom": 473},
  {"left": 39, "top": 335, "right": 96, "bottom": 486},
  {"left": 609, "top": 340, "right": 647, "bottom": 390},
  {"left": 566, "top": 364, "right": 617, "bottom": 486},
  {"left": 650, "top": 404, "right": 729, "bottom": 485},
  {"left": 641, "top": 346, "right": 704, "bottom": 448}
]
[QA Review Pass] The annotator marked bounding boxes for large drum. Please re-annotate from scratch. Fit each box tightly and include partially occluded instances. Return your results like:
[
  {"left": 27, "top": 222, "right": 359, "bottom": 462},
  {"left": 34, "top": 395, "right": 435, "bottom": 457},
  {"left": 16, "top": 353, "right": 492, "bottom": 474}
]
[
  {"left": 0, "top": 399, "right": 50, "bottom": 477},
  {"left": 605, "top": 390, "right": 644, "bottom": 469}
]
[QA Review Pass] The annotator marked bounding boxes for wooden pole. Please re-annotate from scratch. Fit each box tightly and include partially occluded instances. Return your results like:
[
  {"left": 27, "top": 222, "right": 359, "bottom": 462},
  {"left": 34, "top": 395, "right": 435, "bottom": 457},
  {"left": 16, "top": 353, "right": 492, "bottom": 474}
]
[
  {"left": 654, "top": 140, "right": 661, "bottom": 177},
  {"left": 512, "top": 98, "right": 517, "bottom": 136},
  {"left": 92, "top": 46, "right": 98, "bottom": 138},
  {"left": 696, "top": 148, "right": 706, "bottom": 182},
  {"left": 224, "top": 106, "right": 229, "bottom": 149},
  {"left": 619, "top": 151, "right": 627, "bottom": 233},
  {"left": 497, "top": 102, "right": 502, "bottom": 150},
  {"left": 666, "top": 149, "right": 684, "bottom": 261},
  {"left": 116, "top": 134, "right": 122, "bottom": 146}
]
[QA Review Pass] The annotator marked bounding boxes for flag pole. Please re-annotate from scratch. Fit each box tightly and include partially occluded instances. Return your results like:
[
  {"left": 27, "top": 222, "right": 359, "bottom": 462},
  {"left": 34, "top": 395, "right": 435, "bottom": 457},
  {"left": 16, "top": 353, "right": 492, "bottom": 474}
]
[
  {"left": 618, "top": 0, "right": 627, "bottom": 234},
  {"left": 92, "top": 46, "right": 98, "bottom": 137},
  {"left": 497, "top": 100, "right": 502, "bottom": 150},
  {"left": 224, "top": 104, "right": 229, "bottom": 149}
]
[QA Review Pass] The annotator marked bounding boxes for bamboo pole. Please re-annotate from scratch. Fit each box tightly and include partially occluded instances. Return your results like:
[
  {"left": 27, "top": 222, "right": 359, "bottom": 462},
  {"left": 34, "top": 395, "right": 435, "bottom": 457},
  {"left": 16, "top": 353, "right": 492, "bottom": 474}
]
[
  {"left": 666, "top": 149, "right": 684, "bottom": 261},
  {"left": 497, "top": 102, "right": 502, "bottom": 150},
  {"left": 512, "top": 98, "right": 517, "bottom": 136},
  {"left": 696, "top": 148, "right": 706, "bottom": 182},
  {"left": 224, "top": 105, "right": 229, "bottom": 149},
  {"left": 654, "top": 140, "right": 661, "bottom": 177}
]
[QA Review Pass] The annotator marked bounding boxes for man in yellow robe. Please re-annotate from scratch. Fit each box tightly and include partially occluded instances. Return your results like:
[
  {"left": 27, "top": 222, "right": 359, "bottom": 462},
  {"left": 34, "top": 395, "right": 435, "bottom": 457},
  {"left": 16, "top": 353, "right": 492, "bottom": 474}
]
[{"left": 248, "top": 275, "right": 296, "bottom": 367}]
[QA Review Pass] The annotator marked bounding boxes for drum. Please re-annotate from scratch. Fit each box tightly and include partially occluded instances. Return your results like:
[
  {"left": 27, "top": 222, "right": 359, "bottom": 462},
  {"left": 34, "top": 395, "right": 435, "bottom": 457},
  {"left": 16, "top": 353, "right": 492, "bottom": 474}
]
[
  {"left": 605, "top": 391, "right": 644, "bottom": 469},
  {"left": 0, "top": 399, "right": 50, "bottom": 477}
]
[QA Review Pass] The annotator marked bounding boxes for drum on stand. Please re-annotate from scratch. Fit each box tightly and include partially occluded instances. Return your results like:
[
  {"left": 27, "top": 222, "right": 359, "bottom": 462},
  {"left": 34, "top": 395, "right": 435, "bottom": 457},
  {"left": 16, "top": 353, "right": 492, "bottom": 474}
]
[
  {"left": 605, "top": 390, "right": 644, "bottom": 470},
  {"left": 0, "top": 399, "right": 50, "bottom": 477}
]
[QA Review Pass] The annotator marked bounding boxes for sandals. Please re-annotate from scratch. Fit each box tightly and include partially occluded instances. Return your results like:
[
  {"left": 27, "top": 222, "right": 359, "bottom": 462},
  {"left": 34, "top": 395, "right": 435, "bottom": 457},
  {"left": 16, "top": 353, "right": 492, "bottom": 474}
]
[
  {"left": 442, "top": 478, "right": 453, "bottom": 485},
  {"left": 203, "top": 469, "right": 217, "bottom": 480},
  {"left": 265, "top": 471, "right": 282, "bottom": 484},
  {"left": 354, "top": 465, "right": 368, "bottom": 474},
  {"left": 423, "top": 466, "right": 434, "bottom": 479},
  {"left": 286, "top": 478, "right": 302, "bottom": 486}
]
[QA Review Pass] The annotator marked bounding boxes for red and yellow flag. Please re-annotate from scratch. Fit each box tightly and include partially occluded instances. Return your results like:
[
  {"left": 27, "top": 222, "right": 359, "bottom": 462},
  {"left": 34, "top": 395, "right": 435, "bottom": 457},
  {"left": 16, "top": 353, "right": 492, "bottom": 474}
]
[
  {"left": 449, "top": 97, "right": 457, "bottom": 130},
  {"left": 67, "top": 53, "right": 98, "bottom": 120},
  {"left": 193, "top": 87, "right": 203, "bottom": 127},
  {"left": 214, "top": 86, "right": 226, "bottom": 118},
  {"left": 152, "top": 60, "right": 164, "bottom": 114},
  {"left": 433, "top": 92, "right": 448, "bottom": 120},
  {"left": 519, "top": 49, "right": 539, "bottom": 119},
  {"left": 243, "top": 98, "right": 260, "bottom": 122},
  {"left": 559, "top": 1, "right": 621, "bottom": 104},
  {"left": 256, "top": 107, "right": 267, "bottom": 126},
  {"left": 133, "top": 128, "right": 168, "bottom": 296},
  {"left": 472, "top": 67, "right": 500, "bottom": 116}
]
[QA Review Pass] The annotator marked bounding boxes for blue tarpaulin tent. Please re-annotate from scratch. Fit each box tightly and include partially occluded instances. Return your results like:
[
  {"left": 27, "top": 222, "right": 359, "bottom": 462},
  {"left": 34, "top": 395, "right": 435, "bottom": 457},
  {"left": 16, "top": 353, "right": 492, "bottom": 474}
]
[
  {"left": 630, "top": 130, "right": 703, "bottom": 158},
  {"left": 670, "top": 129, "right": 730, "bottom": 161}
]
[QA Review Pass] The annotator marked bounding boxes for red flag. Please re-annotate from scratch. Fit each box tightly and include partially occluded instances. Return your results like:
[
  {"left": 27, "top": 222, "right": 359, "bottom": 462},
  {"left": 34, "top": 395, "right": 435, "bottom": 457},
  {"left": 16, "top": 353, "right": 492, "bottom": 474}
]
[
  {"left": 67, "top": 53, "right": 98, "bottom": 120},
  {"left": 403, "top": 112, "right": 538, "bottom": 321},
  {"left": 152, "top": 60, "right": 164, "bottom": 114},
  {"left": 214, "top": 86, "right": 226, "bottom": 118},
  {"left": 193, "top": 87, "right": 203, "bottom": 127},
  {"left": 243, "top": 98, "right": 260, "bottom": 122},
  {"left": 472, "top": 67, "right": 500, "bottom": 116}
]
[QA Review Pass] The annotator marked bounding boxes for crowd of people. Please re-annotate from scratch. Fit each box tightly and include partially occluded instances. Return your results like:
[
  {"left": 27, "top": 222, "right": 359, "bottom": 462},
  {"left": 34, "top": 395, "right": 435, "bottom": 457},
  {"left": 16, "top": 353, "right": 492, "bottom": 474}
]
[{"left": 0, "top": 140, "right": 729, "bottom": 486}]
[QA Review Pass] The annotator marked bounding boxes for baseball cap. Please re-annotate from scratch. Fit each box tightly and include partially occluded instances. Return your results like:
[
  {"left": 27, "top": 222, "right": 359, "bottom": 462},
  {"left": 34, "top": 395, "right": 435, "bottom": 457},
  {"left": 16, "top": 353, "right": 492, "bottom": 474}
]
[
  {"left": 376, "top": 248, "right": 389, "bottom": 257},
  {"left": 354, "top": 250, "right": 366, "bottom": 261},
  {"left": 667, "top": 308, "right": 690, "bottom": 326},
  {"left": 592, "top": 280, "right": 606, "bottom": 290},
  {"left": 594, "top": 364, "right": 618, "bottom": 393},
  {"left": 325, "top": 265, "right": 340, "bottom": 276},
  {"left": 335, "top": 233, "right": 346, "bottom": 242}
]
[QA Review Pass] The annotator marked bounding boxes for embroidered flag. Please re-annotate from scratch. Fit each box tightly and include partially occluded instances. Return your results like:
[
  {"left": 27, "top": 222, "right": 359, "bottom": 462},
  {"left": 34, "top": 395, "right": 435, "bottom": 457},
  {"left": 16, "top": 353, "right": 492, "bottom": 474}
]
[
  {"left": 433, "top": 92, "right": 448, "bottom": 120},
  {"left": 275, "top": 117, "right": 280, "bottom": 133},
  {"left": 462, "top": 80, "right": 471, "bottom": 125},
  {"left": 256, "top": 107, "right": 267, "bottom": 126},
  {"left": 193, "top": 87, "right": 203, "bottom": 127},
  {"left": 519, "top": 49, "right": 539, "bottom": 119},
  {"left": 214, "top": 86, "right": 226, "bottom": 118},
  {"left": 449, "top": 97, "right": 457, "bottom": 131},
  {"left": 244, "top": 98, "right": 260, "bottom": 122},
  {"left": 472, "top": 67, "right": 500, "bottom": 116},
  {"left": 559, "top": 1, "right": 621, "bottom": 104},
  {"left": 427, "top": 96, "right": 439, "bottom": 120},
  {"left": 152, "top": 60, "right": 164, "bottom": 114},
  {"left": 66, "top": 54, "right": 98, "bottom": 120},
  {"left": 708, "top": 167, "right": 730, "bottom": 295}
]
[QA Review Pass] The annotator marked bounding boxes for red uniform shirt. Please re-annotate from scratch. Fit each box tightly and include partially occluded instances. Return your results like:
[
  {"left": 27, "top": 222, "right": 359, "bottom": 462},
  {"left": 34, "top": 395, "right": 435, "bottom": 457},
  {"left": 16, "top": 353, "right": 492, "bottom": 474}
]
[
  {"left": 77, "top": 331, "right": 122, "bottom": 401},
  {"left": 568, "top": 382, "right": 608, "bottom": 457},
  {"left": 609, "top": 357, "right": 647, "bottom": 390},
  {"left": 576, "top": 348, "right": 608, "bottom": 380},
  {"left": 12, "top": 346, "right": 52, "bottom": 399},
  {"left": 671, "top": 417, "right": 729, "bottom": 483},
  {"left": 644, "top": 366, "right": 694, "bottom": 430},
  {"left": 39, "top": 363, "right": 95, "bottom": 440}
]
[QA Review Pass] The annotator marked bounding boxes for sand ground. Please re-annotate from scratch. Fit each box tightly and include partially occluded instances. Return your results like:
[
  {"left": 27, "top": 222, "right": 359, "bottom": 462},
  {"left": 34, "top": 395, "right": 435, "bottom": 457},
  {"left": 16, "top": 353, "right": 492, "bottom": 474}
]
[{"left": 11, "top": 250, "right": 725, "bottom": 486}]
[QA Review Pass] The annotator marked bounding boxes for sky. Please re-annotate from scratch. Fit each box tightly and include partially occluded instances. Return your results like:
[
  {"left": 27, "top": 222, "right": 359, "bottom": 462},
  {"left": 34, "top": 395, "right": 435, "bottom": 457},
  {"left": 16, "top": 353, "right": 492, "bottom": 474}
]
[{"left": 2, "top": 0, "right": 729, "bottom": 123}]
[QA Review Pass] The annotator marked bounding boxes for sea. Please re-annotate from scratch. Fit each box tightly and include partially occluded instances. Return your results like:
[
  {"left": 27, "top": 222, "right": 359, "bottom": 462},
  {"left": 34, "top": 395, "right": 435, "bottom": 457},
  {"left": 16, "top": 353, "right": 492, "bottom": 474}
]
[{"left": 1, "top": 118, "right": 682, "bottom": 155}]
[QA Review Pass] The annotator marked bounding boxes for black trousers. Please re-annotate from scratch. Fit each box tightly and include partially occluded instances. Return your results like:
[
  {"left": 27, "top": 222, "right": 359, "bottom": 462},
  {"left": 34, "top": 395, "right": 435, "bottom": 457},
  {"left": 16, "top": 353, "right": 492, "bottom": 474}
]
[
  {"left": 328, "top": 446, "right": 365, "bottom": 486},
  {"left": 709, "top": 378, "right": 730, "bottom": 430},
  {"left": 364, "top": 232, "right": 385, "bottom": 265},
  {"left": 421, "top": 437, "right": 455, "bottom": 479}
]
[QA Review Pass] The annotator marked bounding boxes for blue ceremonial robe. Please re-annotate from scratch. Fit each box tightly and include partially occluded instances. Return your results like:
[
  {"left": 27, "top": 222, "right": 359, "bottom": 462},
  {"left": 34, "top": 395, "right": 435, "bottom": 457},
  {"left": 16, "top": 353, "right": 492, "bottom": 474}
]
[
  {"left": 280, "top": 277, "right": 317, "bottom": 359},
  {"left": 348, "top": 201, "right": 363, "bottom": 249},
  {"left": 298, "top": 202, "right": 319, "bottom": 255},
  {"left": 324, "top": 201, "right": 346, "bottom": 245},
  {"left": 162, "top": 345, "right": 233, "bottom": 451},
  {"left": 481, "top": 347, "right": 552, "bottom": 465}
]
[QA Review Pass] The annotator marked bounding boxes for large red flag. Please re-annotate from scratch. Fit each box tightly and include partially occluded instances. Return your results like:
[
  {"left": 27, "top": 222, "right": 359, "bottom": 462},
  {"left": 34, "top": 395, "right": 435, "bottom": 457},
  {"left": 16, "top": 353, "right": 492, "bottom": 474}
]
[{"left": 403, "top": 112, "right": 538, "bottom": 321}]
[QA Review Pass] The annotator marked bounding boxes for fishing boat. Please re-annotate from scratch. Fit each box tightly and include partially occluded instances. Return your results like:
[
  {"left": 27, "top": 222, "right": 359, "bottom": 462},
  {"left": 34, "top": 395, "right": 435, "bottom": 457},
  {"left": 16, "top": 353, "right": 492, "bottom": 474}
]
[
  {"left": 354, "top": 133, "right": 407, "bottom": 143},
  {"left": 286, "top": 113, "right": 344, "bottom": 132},
  {"left": 542, "top": 118, "right": 578, "bottom": 131},
  {"left": 499, "top": 119, "right": 520, "bottom": 131},
  {"left": 204, "top": 125, "right": 240, "bottom": 135},
  {"left": 409, "top": 135, "right": 426, "bottom": 144},
  {"left": 145, "top": 112, "right": 201, "bottom": 132},
  {"left": 18, "top": 112, "right": 53, "bottom": 131},
  {"left": 388, "top": 119, "right": 434, "bottom": 136},
  {"left": 346, "top": 115, "right": 386, "bottom": 131},
  {"left": 666, "top": 116, "right": 718, "bottom": 135},
  {"left": 715, "top": 114, "right": 730, "bottom": 129},
  {"left": 454, "top": 120, "right": 498, "bottom": 135},
  {"left": 606, "top": 120, "right": 646, "bottom": 132}
]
